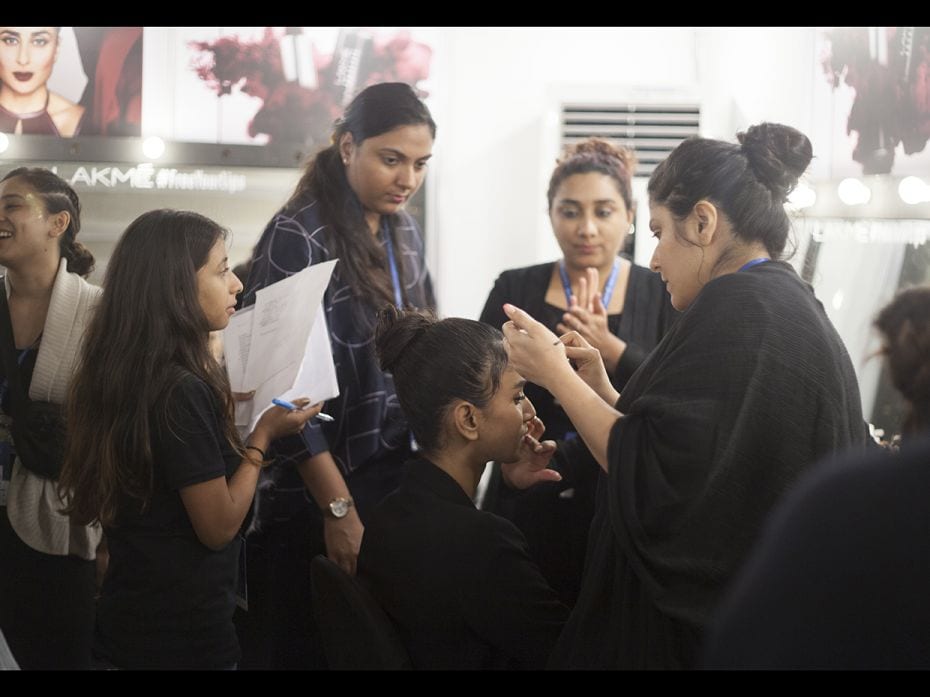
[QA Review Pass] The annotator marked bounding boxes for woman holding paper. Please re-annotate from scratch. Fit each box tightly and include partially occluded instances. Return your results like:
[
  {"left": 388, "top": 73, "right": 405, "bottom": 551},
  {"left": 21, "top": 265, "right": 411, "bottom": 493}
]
[
  {"left": 59, "top": 209, "right": 321, "bottom": 669},
  {"left": 238, "top": 81, "right": 435, "bottom": 669}
]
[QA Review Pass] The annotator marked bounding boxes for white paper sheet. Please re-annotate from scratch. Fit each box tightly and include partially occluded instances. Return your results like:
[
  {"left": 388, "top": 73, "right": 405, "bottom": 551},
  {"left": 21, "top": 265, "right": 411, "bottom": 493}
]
[
  {"left": 223, "top": 260, "right": 340, "bottom": 429},
  {"left": 247, "top": 309, "right": 339, "bottom": 431}
]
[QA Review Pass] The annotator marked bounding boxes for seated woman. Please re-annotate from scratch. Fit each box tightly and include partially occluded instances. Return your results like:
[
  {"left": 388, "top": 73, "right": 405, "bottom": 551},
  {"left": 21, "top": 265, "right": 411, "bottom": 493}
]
[{"left": 357, "top": 307, "right": 569, "bottom": 670}]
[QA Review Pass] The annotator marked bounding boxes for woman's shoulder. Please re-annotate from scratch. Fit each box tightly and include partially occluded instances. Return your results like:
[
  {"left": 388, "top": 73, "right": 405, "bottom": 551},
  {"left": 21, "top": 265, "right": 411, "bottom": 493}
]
[
  {"left": 165, "top": 369, "right": 215, "bottom": 408},
  {"left": 275, "top": 199, "right": 326, "bottom": 231},
  {"left": 258, "top": 201, "right": 331, "bottom": 259},
  {"left": 493, "top": 261, "right": 554, "bottom": 287},
  {"left": 698, "top": 261, "right": 799, "bottom": 302}
]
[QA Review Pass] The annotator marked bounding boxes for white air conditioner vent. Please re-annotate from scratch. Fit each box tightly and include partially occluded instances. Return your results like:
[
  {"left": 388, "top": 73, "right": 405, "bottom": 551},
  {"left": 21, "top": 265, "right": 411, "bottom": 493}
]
[{"left": 560, "top": 104, "right": 701, "bottom": 176}]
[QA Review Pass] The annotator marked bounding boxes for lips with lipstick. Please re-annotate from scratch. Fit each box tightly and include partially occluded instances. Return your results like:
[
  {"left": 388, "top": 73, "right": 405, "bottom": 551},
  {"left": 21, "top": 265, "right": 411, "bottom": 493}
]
[
  {"left": 387, "top": 193, "right": 407, "bottom": 204},
  {"left": 12, "top": 72, "right": 33, "bottom": 83}
]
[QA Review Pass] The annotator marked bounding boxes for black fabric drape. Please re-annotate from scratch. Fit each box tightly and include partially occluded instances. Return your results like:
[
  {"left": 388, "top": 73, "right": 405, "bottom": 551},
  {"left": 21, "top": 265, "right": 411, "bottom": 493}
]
[{"left": 550, "top": 261, "right": 867, "bottom": 669}]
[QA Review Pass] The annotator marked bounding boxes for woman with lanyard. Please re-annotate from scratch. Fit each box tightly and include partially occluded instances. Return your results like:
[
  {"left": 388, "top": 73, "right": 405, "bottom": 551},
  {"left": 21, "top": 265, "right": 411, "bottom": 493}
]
[
  {"left": 237, "top": 81, "right": 435, "bottom": 670},
  {"left": 479, "top": 139, "right": 677, "bottom": 609},
  {"left": 501, "top": 122, "right": 868, "bottom": 669}
]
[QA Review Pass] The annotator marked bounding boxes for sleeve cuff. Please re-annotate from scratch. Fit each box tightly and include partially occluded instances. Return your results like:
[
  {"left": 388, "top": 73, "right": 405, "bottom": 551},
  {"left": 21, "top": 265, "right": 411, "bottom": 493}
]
[
  {"left": 271, "top": 422, "right": 330, "bottom": 463},
  {"left": 613, "top": 342, "right": 648, "bottom": 388}
]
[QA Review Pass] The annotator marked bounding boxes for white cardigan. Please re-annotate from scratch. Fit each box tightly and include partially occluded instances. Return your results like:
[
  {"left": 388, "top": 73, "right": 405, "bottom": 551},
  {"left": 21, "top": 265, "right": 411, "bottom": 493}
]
[{"left": 4, "top": 258, "right": 103, "bottom": 560}]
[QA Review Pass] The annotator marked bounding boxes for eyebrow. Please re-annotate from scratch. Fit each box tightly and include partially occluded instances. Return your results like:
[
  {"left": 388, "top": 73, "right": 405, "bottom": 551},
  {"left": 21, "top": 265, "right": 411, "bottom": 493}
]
[
  {"left": 0, "top": 193, "right": 24, "bottom": 201},
  {"left": 378, "top": 148, "right": 432, "bottom": 162},
  {"left": 513, "top": 378, "right": 527, "bottom": 390},
  {"left": 557, "top": 198, "right": 618, "bottom": 206}
]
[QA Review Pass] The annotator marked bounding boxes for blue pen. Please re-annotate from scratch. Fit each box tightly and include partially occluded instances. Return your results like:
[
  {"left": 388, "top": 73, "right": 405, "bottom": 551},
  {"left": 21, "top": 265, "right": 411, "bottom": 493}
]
[{"left": 272, "top": 398, "right": 334, "bottom": 422}]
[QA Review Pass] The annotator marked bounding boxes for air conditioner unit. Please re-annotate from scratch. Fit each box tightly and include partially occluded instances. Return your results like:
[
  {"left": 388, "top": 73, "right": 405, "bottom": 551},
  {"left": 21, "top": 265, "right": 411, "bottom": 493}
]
[{"left": 559, "top": 102, "right": 700, "bottom": 177}]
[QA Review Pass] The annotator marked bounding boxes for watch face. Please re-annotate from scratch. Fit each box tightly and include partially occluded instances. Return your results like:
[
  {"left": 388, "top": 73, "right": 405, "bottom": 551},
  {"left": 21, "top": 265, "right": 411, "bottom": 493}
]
[{"left": 330, "top": 498, "right": 350, "bottom": 518}]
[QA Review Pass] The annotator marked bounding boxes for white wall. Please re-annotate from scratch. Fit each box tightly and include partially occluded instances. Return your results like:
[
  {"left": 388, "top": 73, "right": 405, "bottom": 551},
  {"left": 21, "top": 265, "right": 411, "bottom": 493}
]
[{"left": 428, "top": 27, "right": 820, "bottom": 320}]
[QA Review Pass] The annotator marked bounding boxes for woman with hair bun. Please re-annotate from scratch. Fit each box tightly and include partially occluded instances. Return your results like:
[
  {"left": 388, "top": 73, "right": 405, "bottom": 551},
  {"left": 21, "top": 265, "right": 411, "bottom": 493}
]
[
  {"left": 479, "top": 138, "right": 677, "bottom": 608},
  {"left": 0, "top": 166, "right": 99, "bottom": 669},
  {"left": 502, "top": 123, "right": 868, "bottom": 669},
  {"left": 357, "top": 307, "right": 568, "bottom": 670}
]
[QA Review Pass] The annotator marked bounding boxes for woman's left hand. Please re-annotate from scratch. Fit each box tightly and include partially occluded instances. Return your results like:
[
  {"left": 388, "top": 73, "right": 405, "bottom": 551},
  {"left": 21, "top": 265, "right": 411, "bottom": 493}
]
[
  {"left": 500, "top": 416, "right": 560, "bottom": 490},
  {"left": 502, "top": 304, "right": 574, "bottom": 390},
  {"left": 556, "top": 268, "right": 625, "bottom": 372}
]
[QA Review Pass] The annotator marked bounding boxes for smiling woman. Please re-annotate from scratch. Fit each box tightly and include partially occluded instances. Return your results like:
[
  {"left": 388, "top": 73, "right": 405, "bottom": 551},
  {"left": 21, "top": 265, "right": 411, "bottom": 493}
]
[
  {"left": 0, "top": 26, "right": 84, "bottom": 136},
  {"left": 0, "top": 167, "right": 99, "bottom": 670}
]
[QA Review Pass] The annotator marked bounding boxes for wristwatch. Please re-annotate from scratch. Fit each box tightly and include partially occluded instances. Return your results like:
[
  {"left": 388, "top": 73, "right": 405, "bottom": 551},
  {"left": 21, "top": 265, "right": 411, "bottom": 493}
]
[{"left": 323, "top": 496, "right": 354, "bottom": 519}]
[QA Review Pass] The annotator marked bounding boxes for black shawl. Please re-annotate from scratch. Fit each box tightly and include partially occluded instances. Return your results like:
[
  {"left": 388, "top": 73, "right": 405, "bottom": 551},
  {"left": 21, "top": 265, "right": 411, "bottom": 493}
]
[{"left": 549, "top": 261, "right": 867, "bottom": 669}]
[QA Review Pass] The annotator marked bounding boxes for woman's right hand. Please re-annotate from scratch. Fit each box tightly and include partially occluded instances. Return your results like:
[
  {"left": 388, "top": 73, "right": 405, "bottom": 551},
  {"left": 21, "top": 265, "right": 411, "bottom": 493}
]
[
  {"left": 560, "top": 331, "right": 620, "bottom": 405},
  {"left": 253, "top": 398, "right": 322, "bottom": 443},
  {"left": 502, "top": 304, "right": 574, "bottom": 390}
]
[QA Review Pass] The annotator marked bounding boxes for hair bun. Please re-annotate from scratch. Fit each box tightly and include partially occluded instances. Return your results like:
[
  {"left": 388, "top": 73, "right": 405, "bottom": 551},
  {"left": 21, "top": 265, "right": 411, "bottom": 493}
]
[
  {"left": 374, "top": 306, "right": 435, "bottom": 374},
  {"left": 737, "top": 122, "right": 812, "bottom": 200},
  {"left": 560, "top": 138, "right": 638, "bottom": 175}
]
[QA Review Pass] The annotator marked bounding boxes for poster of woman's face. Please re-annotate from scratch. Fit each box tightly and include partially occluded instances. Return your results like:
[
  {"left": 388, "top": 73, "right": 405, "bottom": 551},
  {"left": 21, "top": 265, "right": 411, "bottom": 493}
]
[{"left": 0, "top": 26, "right": 142, "bottom": 138}]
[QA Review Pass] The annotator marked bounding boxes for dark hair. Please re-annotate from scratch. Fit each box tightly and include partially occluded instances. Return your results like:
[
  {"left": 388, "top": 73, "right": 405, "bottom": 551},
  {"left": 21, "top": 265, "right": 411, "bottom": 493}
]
[
  {"left": 874, "top": 286, "right": 930, "bottom": 438},
  {"left": 287, "top": 82, "right": 436, "bottom": 309},
  {"left": 60, "top": 209, "right": 241, "bottom": 526},
  {"left": 1, "top": 167, "right": 95, "bottom": 277},
  {"left": 547, "top": 138, "right": 637, "bottom": 212},
  {"left": 647, "top": 122, "right": 812, "bottom": 261},
  {"left": 375, "top": 306, "right": 507, "bottom": 452}
]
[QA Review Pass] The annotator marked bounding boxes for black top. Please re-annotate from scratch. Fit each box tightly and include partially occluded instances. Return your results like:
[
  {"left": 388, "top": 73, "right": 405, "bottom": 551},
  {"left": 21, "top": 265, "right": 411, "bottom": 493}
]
[
  {"left": 703, "top": 436, "right": 930, "bottom": 670},
  {"left": 95, "top": 372, "right": 242, "bottom": 670},
  {"left": 357, "top": 457, "right": 569, "bottom": 670},
  {"left": 478, "top": 260, "right": 677, "bottom": 607},
  {"left": 549, "top": 261, "right": 868, "bottom": 669}
]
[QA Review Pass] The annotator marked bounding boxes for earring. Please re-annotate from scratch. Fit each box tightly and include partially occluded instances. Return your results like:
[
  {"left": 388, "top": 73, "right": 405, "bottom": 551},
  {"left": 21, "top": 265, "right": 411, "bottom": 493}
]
[{"left": 628, "top": 223, "right": 636, "bottom": 236}]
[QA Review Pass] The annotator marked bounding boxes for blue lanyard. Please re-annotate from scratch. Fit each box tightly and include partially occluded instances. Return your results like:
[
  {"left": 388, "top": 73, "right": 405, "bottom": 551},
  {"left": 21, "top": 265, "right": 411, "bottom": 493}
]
[
  {"left": 738, "top": 257, "right": 770, "bottom": 272},
  {"left": 559, "top": 258, "right": 621, "bottom": 307},
  {"left": 382, "top": 221, "right": 418, "bottom": 453},
  {"left": 382, "top": 221, "right": 404, "bottom": 309}
]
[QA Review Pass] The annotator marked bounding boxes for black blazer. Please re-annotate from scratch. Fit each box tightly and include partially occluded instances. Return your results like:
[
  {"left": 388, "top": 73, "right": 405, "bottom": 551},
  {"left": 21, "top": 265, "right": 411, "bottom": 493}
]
[{"left": 357, "top": 457, "right": 568, "bottom": 670}]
